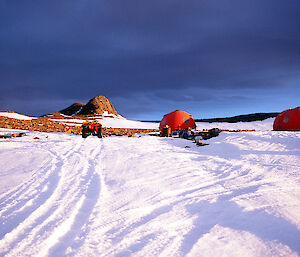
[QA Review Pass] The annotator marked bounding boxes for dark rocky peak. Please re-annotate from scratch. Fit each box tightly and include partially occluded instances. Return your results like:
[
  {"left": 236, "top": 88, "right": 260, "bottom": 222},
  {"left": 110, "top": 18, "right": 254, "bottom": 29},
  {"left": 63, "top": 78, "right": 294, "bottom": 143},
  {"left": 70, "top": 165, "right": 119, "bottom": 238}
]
[{"left": 60, "top": 102, "right": 85, "bottom": 116}]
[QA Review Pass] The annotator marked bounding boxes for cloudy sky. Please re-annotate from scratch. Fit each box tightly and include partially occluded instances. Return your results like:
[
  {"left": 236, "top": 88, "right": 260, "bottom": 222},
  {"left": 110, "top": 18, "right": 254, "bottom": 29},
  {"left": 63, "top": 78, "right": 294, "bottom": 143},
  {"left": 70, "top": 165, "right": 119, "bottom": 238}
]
[{"left": 0, "top": 0, "right": 299, "bottom": 120}]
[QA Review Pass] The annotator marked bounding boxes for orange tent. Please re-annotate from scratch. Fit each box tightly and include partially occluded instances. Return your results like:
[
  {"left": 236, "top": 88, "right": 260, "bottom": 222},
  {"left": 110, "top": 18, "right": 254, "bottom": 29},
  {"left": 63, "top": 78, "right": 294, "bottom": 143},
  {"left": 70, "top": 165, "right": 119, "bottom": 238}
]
[
  {"left": 273, "top": 107, "right": 300, "bottom": 131},
  {"left": 159, "top": 110, "right": 196, "bottom": 132}
]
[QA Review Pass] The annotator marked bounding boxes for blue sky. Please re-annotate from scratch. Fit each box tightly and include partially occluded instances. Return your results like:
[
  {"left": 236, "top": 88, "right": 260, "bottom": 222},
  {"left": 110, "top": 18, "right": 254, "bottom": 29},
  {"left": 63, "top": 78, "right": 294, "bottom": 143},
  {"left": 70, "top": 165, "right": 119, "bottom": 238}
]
[{"left": 0, "top": 0, "right": 299, "bottom": 119}]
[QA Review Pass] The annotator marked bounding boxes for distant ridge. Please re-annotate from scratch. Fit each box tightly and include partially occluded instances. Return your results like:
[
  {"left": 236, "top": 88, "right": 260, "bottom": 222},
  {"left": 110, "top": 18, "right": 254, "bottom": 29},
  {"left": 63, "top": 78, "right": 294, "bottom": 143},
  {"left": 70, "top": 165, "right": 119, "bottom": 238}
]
[
  {"left": 142, "top": 112, "right": 279, "bottom": 123},
  {"left": 195, "top": 112, "right": 279, "bottom": 123}
]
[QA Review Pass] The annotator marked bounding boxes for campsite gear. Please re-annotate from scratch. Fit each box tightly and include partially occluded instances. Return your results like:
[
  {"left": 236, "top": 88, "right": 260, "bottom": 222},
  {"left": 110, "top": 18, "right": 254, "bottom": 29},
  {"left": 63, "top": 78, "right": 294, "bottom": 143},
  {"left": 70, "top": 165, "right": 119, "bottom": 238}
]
[
  {"left": 208, "top": 128, "right": 220, "bottom": 137},
  {"left": 179, "top": 130, "right": 185, "bottom": 138},
  {"left": 194, "top": 136, "right": 202, "bottom": 142},
  {"left": 197, "top": 128, "right": 220, "bottom": 140},
  {"left": 0, "top": 135, "right": 12, "bottom": 139},
  {"left": 183, "top": 129, "right": 193, "bottom": 139},
  {"left": 82, "top": 121, "right": 102, "bottom": 138},
  {"left": 159, "top": 110, "right": 196, "bottom": 133},
  {"left": 273, "top": 107, "right": 300, "bottom": 131},
  {"left": 0, "top": 132, "right": 27, "bottom": 139},
  {"left": 171, "top": 130, "right": 180, "bottom": 137},
  {"left": 194, "top": 137, "right": 208, "bottom": 146},
  {"left": 197, "top": 141, "right": 208, "bottom": 146}
]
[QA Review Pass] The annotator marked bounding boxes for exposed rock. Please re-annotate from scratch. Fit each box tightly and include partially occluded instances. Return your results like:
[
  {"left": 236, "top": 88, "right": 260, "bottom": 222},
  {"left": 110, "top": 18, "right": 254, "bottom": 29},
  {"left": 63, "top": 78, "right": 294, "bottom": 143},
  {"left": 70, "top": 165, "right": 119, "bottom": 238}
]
[
  {"left": 45, "top": 96, "right": 120, "bottom": 117},
  {"left": 0, "top": 115, "right": 157, "bottom": 136},
  {"left": 60, "top": 102, "right": 85, "bottom": 116},
  {"left": 78, "top": 96, "right": 118, "bottom": 116}
]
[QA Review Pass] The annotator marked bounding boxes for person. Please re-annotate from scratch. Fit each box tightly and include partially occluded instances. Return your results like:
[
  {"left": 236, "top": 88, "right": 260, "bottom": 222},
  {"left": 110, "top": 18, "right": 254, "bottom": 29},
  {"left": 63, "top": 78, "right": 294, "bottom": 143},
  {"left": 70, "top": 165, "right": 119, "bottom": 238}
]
[
  {"left": 161, "top": 125, "right": 171, "bottom": 137},
  {"left": 167, "top": 125, "right": 171, "bottom": 137}
]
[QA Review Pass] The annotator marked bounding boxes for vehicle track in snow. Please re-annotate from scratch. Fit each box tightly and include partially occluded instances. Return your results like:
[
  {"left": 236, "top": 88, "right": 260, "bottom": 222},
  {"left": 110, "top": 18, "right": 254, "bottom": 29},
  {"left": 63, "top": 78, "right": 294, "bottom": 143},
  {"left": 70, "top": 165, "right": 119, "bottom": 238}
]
[
  {"left": 71, "top": 133, "right": 300, "bottom": 257},
  {"left": 0, "top": 131, "right": 299, "bottom": 257},
  {"left": 0, "top": 136, "right": 104, "bottom": 257}
]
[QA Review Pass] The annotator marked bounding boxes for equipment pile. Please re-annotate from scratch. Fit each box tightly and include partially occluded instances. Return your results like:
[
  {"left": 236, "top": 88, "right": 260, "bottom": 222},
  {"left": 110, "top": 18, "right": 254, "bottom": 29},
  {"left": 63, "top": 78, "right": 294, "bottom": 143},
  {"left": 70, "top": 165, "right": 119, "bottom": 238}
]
[{"left": 0, "top": 132, "right": 26, "bottom": 139}]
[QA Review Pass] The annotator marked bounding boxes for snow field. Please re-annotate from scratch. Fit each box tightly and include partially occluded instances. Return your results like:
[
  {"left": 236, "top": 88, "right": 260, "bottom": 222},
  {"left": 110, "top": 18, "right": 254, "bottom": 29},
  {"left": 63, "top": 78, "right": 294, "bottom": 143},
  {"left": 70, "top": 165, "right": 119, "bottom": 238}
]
[
  {"left": 0, "top": 127, "right": 299, "bottom": 257},
  {"left": 0, "top": 112, "right": 36, "bottom": 120}
]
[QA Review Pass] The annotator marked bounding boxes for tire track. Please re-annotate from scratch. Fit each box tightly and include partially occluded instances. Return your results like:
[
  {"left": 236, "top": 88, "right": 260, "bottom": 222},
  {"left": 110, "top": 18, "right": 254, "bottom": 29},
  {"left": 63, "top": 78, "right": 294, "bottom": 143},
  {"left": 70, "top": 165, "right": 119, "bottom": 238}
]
[
  {"left": 0, "top": 157, "right": 55, "bottom": 215},
  {"left": 0, "top": 139, "right": 78, "bottom": 218},
  {"left": 78, "top": 136, "right": 288, "bottom": 256},
  {"left": 0, "top": 137, "right": 104, "bottom": 257},
  {"left": 0, "top": 137, "right": 82, "bottom": 210},
  {"left": 0, "top": 138, "right": 83, "bottom": 254},
  {"left": 0, "top": 144, "right": 60, "bottom": 211},
  {"left": 42, "top": 139, "right": 104, "bottom": 257}
]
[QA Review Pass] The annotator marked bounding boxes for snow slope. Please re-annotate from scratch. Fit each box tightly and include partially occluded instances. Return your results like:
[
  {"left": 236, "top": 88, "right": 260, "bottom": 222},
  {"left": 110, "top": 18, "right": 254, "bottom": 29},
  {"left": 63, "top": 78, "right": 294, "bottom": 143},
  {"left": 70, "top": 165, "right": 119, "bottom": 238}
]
[
  {"left": 0, "top": 125, "right": 300, "bottom": 257},
  {"left": 50, "top": 117, "right": 159, "bottom": 129},
  {"left": 0, "top": 112, "right": 36, "bottom": 120}
]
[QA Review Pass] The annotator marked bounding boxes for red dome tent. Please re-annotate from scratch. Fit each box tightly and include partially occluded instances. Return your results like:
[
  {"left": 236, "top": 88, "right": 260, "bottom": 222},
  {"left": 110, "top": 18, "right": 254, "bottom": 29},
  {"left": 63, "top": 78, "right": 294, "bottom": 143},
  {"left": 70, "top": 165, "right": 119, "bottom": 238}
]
[
  {"left": 273, "top": 107, "right": 300, "bottom": 131},
  {"left": 159, "top": 110, "right": 196, "bottom": 132}
]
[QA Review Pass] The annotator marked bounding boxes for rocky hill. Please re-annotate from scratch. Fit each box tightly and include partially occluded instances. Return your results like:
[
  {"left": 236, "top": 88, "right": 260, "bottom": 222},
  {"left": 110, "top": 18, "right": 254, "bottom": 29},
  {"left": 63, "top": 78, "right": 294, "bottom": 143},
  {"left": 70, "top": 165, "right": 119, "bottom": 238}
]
[
  {"left": 78, "top": 96, "right": 118, "bottom": 116},
  {"left": 58, "top": 96, "right": 119, "bottom": 116},
  {"left": 60, "top": 102, "right": 85, "bottom": 116}
]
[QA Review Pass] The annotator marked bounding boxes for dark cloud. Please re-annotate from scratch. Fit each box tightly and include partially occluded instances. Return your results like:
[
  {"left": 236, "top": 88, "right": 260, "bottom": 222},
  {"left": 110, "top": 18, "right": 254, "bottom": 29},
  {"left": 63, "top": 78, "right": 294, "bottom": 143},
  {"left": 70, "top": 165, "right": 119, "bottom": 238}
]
[{"left": 0, "top": 0, "right": 299, "bottom": 118}]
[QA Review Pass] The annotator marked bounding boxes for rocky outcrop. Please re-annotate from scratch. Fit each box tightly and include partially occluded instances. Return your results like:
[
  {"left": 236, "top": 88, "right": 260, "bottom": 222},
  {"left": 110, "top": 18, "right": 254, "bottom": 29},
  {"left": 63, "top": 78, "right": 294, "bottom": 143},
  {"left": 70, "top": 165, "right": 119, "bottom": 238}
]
[
  {"left": 0, "top": 116, "right": 157, "bottom": 136},
  {"left": 0, "top": 116, "right": 81, "bottom": 134},
  {"left": 78, "top": 96, "right": 118, "bottom": 116},
  {"left": 53, "top": 96, "right": 119, "bottom": 116},
  {"left": 60, "top": 102, "right": 85, "bottom": 116}
]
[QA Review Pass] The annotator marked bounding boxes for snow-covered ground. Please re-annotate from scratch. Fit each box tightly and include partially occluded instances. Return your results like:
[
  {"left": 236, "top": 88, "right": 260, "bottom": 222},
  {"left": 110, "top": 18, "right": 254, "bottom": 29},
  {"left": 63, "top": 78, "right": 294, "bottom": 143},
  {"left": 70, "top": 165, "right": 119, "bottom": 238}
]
[
  {"left": 0, "top": 119, "right": 300, "bottom": 257},
  {"left": 0, "top": 112, "right": 36, "bottom": 121},
  {"left": 96, "top": 118, "right": 158, "bottom": 129},
  {"left": 49, "top": 117, "right": 159, "bottom": 129}
]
